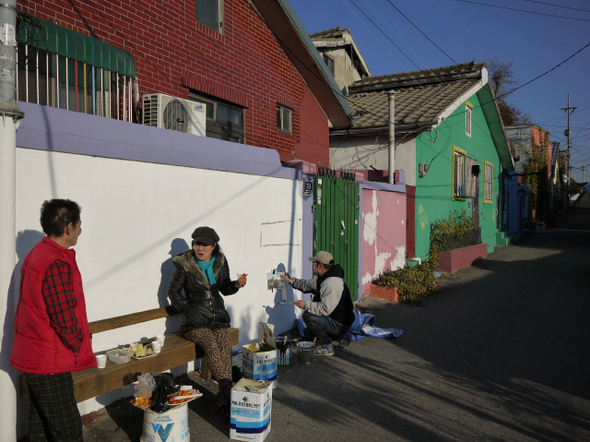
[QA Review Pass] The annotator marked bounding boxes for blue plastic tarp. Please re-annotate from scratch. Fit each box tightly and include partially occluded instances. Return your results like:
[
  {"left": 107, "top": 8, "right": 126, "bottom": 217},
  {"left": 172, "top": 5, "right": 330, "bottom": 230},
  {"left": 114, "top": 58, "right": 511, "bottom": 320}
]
[{"left": 297, "top": 311, "right": 403, "bottom": 342}]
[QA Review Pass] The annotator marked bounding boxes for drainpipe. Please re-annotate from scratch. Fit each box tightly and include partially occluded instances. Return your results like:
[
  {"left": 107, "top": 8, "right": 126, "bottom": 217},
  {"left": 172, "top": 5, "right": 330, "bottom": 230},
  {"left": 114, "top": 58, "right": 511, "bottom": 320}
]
[
  {"left": 0, "top": 1, "right": 24, "bottom": 441},
  {"left": 388, "top": 90, "right": 395, "bottom": 184}
]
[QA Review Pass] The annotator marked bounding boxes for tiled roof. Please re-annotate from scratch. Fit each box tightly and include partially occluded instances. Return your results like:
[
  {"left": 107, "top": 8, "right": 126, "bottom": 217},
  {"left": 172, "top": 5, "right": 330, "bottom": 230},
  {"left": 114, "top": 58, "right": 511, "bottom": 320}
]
[
  {"left": 346, "top": 61, "right": 485, "bottom": 129},
  {"left": 310, "top": 25, "right": 349, "bottom": 40}
]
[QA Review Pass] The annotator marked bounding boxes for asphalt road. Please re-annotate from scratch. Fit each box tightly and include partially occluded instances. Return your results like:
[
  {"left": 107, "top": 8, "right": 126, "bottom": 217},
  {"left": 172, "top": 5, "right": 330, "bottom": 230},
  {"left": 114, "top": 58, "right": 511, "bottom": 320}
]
[{"left": 78, "top": 209, "right": 590, "bottom": 442}]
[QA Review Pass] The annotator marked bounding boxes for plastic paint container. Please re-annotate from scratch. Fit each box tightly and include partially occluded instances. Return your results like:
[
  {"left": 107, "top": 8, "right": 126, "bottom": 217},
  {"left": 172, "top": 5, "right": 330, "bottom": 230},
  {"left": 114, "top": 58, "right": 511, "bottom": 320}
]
[
  {"left": 276, "top": 341, "right": 292, "bottom": 366},
  {"left": 141, "top": 402, "right": 189, "bottom": 442},
  {"left": 297, "top": 341, "right": 314, "bottom": 364}
]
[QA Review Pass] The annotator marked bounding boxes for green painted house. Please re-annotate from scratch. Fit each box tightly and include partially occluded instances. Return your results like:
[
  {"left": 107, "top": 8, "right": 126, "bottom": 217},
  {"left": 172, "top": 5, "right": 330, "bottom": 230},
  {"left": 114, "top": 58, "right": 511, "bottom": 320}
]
[{"left": 328, "top": 60, "right": 514, "bottom": 262}]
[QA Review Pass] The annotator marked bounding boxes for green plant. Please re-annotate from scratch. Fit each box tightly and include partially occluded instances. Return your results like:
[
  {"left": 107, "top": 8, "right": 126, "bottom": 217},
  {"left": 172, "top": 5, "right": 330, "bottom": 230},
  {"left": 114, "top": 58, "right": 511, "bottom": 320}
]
[
  {"left": 374, "top": 264, "right": 437, "bottom": 303},
  {"left": 373, "top": 209, "right": 478, "bottom": 303},
  {"left": 428, "top": 209, "right": 479, "bottom": 268}
]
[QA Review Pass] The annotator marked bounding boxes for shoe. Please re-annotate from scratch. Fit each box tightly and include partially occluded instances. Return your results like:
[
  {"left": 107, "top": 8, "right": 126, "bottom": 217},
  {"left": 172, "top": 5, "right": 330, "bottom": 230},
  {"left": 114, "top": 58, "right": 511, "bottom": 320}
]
[
  {"left": 313, "top": 343, "right": 334, "bottom": 356},
  {"left": 338, "top": 335, "right": 352, "bottom": 350},
  {"left": 217, "top": 404, "right": 230, "bottom": 423}
]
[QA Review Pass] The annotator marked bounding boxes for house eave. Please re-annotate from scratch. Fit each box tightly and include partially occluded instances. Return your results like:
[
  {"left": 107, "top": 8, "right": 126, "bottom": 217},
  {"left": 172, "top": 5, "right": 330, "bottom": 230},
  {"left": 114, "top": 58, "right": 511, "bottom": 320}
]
[
  {"left": 252, "top": 0, "right": 354, "bottom": 129},
  {"left": 331, "top": 120, "right": 440, "bottom": 137}
]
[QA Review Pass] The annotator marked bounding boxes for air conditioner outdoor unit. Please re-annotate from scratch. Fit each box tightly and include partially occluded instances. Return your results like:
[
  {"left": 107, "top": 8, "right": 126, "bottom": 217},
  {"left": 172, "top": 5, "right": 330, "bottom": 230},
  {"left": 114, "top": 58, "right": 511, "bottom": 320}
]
[{"left": 142, "top": 94, "right": 206, "bottom": 137}]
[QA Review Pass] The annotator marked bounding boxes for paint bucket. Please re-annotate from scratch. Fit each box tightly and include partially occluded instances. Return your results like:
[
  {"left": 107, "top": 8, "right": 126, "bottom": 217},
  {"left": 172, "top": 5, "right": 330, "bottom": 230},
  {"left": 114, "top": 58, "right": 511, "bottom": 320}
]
[
  {"left": 297, "top": 341, "right": 314, "bottom": 364},
  {"left": 141, "top": 402, "right": 189, "bottom": 442},
  {"left": 276, "top": 341, "right": 292, "bottom": 366}
]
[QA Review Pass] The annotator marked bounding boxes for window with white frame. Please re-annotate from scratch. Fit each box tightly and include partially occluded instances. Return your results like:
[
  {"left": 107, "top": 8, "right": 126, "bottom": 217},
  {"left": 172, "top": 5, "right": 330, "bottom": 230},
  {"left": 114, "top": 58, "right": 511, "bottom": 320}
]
[
  {"left": 277, "top": 104, "right": 292, "bottom": 134},
  {"left": 453, "top": 147, "right": 478, "bottom": 199},
  {"left": 465, "top": 157, "right": 478, "bottom": 198},
  {"left": 189, "top": 92, "right": 244, "bottom": 143},
  {"left": 453, "top": 148, "right": 466, "bottom": 198},
  {"left": 196, "top": 0, "right": 223, "bottom": 33},
  {"left": 484, "top": 161, "right": 493, "bottom": 203},
  {"left": 465, "top": 105, "right": 472, "bottom": 137}
]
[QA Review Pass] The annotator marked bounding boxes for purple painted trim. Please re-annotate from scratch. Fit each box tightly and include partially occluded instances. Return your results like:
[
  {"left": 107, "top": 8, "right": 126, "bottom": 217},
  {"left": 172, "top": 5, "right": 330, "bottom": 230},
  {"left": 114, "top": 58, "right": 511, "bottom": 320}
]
[
  {"left": 360, "top": 180, "right": 406, "bottom": 193},
  {"left": 16, "top": 102, "right": 303, "bottom": 180}
]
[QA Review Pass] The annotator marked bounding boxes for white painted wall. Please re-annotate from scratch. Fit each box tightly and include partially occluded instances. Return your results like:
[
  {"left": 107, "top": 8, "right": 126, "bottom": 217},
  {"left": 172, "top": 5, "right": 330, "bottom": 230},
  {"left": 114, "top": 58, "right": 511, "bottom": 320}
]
[
  {"left": 10, "top": 100, "right": 320, "bottom": 422},
  {"left": 15, "top": 147, "right": 308, "bottom": 414},
  {"left": 330, "top": 135, "right": 416, "bottom": 185}
]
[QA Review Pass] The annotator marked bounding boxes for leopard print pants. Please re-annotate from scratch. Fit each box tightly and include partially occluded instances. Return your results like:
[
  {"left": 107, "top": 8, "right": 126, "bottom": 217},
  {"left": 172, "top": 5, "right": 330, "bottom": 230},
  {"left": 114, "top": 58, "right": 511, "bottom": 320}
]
[{"left": 184, "top": 328, "right": 232, "bottom": 381}]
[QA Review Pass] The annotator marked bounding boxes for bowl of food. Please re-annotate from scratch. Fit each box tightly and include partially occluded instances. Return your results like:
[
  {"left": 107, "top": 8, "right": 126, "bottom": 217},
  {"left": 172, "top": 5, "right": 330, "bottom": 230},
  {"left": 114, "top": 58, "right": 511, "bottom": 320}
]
[{"left": 106, "top": 348, "right": 132, "bottom": 364}]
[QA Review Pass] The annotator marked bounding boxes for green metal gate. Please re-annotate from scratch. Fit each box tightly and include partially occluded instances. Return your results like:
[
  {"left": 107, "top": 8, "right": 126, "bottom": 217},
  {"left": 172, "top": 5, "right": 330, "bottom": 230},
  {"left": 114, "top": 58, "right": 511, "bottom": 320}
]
[{"left": 313, "top": 168, "right": 360, "bottom": 300}]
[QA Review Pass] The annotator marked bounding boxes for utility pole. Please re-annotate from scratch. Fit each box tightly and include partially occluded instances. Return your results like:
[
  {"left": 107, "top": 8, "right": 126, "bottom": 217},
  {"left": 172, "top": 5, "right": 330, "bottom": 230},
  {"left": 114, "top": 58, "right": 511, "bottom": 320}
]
[
  {"left": 561, "top": 95, "right": 576, "bottom": 180},
  {"left": 0, "top": 1, "right": 24, "bottom": 441},
  {"left": 388, "top": 90, "right": 395, "bottom": 185},
  {"left": 583, "top": 165, "right": 586, "bottom": 183}
]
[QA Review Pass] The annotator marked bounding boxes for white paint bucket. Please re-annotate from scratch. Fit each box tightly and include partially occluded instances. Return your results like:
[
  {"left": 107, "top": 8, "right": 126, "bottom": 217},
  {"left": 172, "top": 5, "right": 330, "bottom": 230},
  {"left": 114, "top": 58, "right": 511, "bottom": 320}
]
[{"left": 141, "top": 403, "right": 189, "bottom": 442}]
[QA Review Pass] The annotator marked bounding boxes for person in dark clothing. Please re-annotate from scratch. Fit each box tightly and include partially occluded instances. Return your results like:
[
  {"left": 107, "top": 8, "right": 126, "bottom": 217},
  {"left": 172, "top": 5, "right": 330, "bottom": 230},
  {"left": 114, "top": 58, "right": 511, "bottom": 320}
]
[
  {"left": 282, "top": 251, "right": 354, "bottom": 356},
  {"left": 167, "top": 226, "right": 247, "bottom": 421}
]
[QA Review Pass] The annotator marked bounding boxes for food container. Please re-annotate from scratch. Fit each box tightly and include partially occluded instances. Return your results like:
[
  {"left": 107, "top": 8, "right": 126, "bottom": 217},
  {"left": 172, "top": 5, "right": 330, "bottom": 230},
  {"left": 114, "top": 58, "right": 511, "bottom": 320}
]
[{"left": 106, "top": 348, "right": 132, "bottom": 364}]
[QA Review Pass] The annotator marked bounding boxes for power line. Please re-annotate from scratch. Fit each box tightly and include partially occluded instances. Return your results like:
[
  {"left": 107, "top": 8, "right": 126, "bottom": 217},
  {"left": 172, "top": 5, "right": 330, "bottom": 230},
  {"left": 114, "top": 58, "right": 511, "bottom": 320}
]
[
  {"left": 384, "top": 0, "right": 457, "bottom": 64},
  {"left": 340, "top": 0, "right": 407, "bottom": 70},
  {"left": 498, "top": 41, "right": 590, "bottom": 100},
  {"left": 348, "top": 0, "right": 420, "bottom": 70},
  {"left": 522, "top": 0, "right": 590, "bottom": 14},
  {"left": 456, "top": 0, "right": 590, "bottom": 22}
]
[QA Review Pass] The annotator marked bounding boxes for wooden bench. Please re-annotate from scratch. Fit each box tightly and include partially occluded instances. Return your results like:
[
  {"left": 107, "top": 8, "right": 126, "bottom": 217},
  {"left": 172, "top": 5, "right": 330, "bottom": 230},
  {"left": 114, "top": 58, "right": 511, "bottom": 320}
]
[{"left": 22, "top": 306, "right": 239, "bottom": 403}]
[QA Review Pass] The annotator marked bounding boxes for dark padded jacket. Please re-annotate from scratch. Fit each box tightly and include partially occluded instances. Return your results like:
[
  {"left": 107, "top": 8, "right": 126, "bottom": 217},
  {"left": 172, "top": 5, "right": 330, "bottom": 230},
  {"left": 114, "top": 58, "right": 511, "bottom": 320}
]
[{"left": 167, "top": 248, "right": 239, "bottom": 332}]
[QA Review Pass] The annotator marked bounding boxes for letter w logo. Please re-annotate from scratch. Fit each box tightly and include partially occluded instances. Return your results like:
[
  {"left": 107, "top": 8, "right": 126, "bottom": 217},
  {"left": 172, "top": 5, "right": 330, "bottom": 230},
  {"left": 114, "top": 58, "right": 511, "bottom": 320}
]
[{"left": 151, "top": 423, "right": 175, "bottom": 442}]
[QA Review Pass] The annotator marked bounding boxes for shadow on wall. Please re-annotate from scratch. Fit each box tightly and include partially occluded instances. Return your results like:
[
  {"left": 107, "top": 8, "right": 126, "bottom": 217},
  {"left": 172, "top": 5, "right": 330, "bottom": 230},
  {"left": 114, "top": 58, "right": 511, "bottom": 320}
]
[
  {"left": 263, "top": 263, "right": 298, "bottom": 337},
  {"left": 158, "top": 238, "right": 189, "bottom": 333},
  {"left": 2, "top": 230, "right": 45, "bottom": 376},
  {"left": 5, "top": 230, "right": 45, "bottom": 436}
]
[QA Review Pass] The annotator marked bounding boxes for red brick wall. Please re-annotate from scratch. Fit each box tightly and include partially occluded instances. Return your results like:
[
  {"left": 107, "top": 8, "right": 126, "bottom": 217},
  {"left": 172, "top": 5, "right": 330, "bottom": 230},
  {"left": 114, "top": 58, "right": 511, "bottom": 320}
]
[{"left": 19, "top": 0, "right": 329, "bottom": 164}]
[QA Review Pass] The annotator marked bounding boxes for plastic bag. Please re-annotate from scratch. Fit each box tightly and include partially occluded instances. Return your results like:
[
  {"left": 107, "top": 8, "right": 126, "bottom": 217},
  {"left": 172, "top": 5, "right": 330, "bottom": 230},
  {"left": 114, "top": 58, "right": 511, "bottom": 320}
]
[
  {"left": 149, "top": 373, "right": 176, "bottom": 412},
  {"left": 135, "top": 373, "right": 156, "bottom": 399},
  {"left": 297, "top": 311, "right": 403, "bottom": 343}
]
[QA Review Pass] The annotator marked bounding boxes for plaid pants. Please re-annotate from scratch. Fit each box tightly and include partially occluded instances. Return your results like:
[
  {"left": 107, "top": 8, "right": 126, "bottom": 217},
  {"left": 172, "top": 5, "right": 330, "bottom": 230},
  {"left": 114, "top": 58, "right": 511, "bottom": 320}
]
[
  {"left": 24, "top": 372, "right": 83, "bottom": 442},
  {"left": 184, "top": 327, "right": 232, "bottom": 381}
]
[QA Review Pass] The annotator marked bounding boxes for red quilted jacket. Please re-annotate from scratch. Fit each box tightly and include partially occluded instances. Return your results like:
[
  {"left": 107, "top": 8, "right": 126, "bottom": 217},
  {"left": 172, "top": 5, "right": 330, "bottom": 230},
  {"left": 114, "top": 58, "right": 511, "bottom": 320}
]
[{"left": 11, "top": 237, "right": 96, "bottom": 374}]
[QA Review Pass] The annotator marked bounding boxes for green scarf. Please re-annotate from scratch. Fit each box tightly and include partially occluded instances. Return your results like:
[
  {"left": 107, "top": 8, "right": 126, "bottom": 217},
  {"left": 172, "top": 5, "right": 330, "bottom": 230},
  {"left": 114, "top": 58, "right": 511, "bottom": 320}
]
[{"left": 196, "top": 256, "right": 216, "bottom": 285}]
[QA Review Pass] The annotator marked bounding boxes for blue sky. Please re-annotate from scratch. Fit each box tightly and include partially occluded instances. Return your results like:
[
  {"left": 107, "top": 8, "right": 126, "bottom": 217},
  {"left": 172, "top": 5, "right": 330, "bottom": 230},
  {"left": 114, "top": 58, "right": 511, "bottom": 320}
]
[{"left": 290, "top": 0, "right": 590, "bottom": 183}]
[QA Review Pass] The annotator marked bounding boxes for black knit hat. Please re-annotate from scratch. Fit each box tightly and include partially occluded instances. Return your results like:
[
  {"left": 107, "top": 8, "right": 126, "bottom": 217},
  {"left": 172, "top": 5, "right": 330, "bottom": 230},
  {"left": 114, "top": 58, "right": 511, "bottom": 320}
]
[{"left": 191, "top": 226, "right": 219, "bottom": 245}]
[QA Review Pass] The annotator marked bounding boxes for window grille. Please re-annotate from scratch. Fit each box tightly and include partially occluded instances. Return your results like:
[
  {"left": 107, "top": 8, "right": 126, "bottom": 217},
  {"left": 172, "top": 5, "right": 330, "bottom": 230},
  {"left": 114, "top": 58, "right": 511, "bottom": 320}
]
[{"left": 16, "top": 13, "right": 137, "bottom": 122}]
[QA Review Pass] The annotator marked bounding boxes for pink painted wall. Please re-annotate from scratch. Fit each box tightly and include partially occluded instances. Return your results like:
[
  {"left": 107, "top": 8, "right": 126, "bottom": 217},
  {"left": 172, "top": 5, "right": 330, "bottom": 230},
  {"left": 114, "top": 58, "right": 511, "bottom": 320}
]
[
  {"left": 438, "top": 243, "right": 488, "bottom": 272},
  {"left": 361, "top": 188, "right": 407, "bottom": 299}
]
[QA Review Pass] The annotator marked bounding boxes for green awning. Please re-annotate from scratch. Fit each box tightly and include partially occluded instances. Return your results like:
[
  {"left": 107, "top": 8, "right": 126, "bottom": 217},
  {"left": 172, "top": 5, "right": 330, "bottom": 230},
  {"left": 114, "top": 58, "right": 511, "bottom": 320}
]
[{"left": 17, "top": 14, "right": 136, "bottom": 78}]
